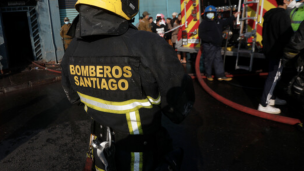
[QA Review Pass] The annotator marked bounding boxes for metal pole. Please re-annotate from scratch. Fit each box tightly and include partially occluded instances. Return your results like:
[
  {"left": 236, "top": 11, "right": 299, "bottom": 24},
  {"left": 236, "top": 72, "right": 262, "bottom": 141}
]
[
  {"left": 46, "top": 0, "right": 58, "bottom": 63},
  {"left": 223, "top": 0, "right": 232, "bottom": 71},
  {"left": 259, "top": 0, "right": 264, "bottom": 24}
]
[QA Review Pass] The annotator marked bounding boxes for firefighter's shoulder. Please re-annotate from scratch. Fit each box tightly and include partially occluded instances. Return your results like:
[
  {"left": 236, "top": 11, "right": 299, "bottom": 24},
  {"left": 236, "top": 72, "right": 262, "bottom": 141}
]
[{"left": 128, "top": 27, "right": 168, "bottom": 45}]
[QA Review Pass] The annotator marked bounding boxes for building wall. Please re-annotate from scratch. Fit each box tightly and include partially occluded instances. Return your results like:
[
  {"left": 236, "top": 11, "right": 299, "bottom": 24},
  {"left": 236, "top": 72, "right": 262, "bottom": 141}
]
[
  {"left": 0, "top": 0, "right": 65, "bottom": 69},
  {"left": 36, "top": 0, "right": 64, "bottom": 63},
  {"left": 59, "top": 0, "right": 78, "bottom": 25},
  {"left": 0, "top": 11, "right": 8, "bottom": 68}
]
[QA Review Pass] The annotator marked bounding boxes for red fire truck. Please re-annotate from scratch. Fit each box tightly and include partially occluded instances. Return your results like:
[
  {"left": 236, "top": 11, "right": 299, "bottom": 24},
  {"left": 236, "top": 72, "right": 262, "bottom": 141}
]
[{"left": 177, "top": 0, "right": 278, "bottom": 71}]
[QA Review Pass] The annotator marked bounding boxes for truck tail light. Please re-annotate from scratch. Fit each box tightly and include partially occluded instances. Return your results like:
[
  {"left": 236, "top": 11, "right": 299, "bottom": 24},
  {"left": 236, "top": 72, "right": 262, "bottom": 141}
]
[{"left": 182, "top": 30, "right": 188, "bottom": 45}]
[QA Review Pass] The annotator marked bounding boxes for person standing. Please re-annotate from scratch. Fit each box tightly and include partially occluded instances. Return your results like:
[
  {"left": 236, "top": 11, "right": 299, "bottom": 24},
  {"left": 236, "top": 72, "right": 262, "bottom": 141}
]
[
  {"left": 175, "top": 13, "right": 187, "bottom": 64},
  {"left": 60, "top": 17, "right": 73, "bottom": 50},
  {"left": 152, "top": 18, "right": 166, "bottom": 38},
  {"left": 154, "top": 14, "right": 166, "bottom": 25},
  {"left": 171, "top": 12, "right": 178, "bottom": 27},
  {"left": 199, "top": 5, "right": 240, "bottom": 81},
  {"left": 138, "top": 11, "right": 152, "bottom": 32},
  {"left": 165, "top": 18, "right": 173, "bottom": 46},
  {"left": 258, "top": 0, "right": 294, "bottom": 114},
  {"left": 149, "top": 17, "right": 155, "bottom": 30},
  {"left": 289, "top": 0, "right": 304, "bottom": 31},
  {"left": 61, "top": 0, "right": 195, "bottom": 170},
  {"left": 286, "top": 0, "right": 303, "bottom": 15}
]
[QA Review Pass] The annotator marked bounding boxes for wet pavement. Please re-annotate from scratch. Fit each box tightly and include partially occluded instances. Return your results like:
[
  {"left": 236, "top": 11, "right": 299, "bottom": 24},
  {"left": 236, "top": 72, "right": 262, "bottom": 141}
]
[
  {"left": 0, "top": 66, "right": 304, "bottom": 170},
  {"left": 0, "top": 67, "right": 61, "bottom": 95}
]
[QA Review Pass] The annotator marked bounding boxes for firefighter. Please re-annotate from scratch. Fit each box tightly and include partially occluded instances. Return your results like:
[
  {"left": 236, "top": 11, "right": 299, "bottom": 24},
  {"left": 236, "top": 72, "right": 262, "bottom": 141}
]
[
  {"left": 199, "top": 5, "right": 240, "bottom": 81},
  {"left": 285, "top": 13, "right": 304, "bottom": 108},
  {"left": 60, "top": 17, "right": 73, "bottom": 50},
  {"left": 289, "top": 0, "right": 304, "bottom": 31},
  {"left": 138, "top": 11, "right": 152, "bottom": 32},
  {"left": 61, "top": 0, "right": 195, "bottom": 170}
]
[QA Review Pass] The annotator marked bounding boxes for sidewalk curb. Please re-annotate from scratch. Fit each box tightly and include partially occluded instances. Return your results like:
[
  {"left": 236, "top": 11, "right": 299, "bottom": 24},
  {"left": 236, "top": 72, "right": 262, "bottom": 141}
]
[{"left": 0, "top": 76, "right": 62, "bottom": 95}]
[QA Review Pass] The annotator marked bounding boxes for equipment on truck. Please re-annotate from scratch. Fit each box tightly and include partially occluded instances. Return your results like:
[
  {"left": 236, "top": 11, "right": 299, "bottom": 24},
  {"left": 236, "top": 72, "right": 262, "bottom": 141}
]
[{"left": 178, "top": 0, "right": 278, "bottom": 71}]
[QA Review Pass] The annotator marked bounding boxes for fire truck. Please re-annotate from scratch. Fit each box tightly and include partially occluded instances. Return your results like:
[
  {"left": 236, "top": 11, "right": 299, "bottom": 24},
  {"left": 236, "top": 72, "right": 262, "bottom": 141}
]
[{"left": 178, "top": 0, "right": 278, "bottom": 71}]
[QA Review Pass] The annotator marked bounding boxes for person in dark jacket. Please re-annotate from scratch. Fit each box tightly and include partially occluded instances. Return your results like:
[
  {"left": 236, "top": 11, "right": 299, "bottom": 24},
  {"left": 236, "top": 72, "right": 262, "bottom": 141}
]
[
  {"left": 258, "top": 0, "right": 294, "bottom": 114},
  {"left": 61, "top": 0, "right": 195, "bottom": 170},
  {"left": 165, "top": 18, "right": 173, "bottom": 46},
  {"left": 152, "top": 18, "right": 166, "bottom": 37},
  {"left": 284, "top": 18, "right": 304, "bottom": 108},
  {"left": 199, "top": 5, "right": 240, "bottom": 81}
]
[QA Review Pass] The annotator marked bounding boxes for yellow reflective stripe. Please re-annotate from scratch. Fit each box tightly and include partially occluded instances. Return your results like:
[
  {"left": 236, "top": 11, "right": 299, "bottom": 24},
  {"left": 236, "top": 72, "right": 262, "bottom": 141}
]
[
  {"left": 147, "top": 96, "right": 161, "bottom": 105},
  {"left": 135, "top": 110, "right": 143, "bottom": 135},
  {"left": 78, "top": 91, "right": 161, "bottom": 106},
  {"left": 126, "top": 110, "right": 143, "bottom": 135},
  {"left": 126, "top": 112, "right": 134, "bottom": 135},
  {"left": 84, "top": 105, "right": 88, "bottom": 112},
  {"left": 95, "top": 165, "right": 105, "bottom": 171},
  {"left": 131, "top": 152, "right": 143, "bottom": 171},
  {"left": 77, "top": 92, "right": 161, "bottom": 114}
]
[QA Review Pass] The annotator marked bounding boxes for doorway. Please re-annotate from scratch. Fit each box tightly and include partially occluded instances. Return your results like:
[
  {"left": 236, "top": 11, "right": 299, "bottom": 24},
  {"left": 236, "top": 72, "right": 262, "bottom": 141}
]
[{"left": 2, "top": 12, "right": 34, "bottom": 69}]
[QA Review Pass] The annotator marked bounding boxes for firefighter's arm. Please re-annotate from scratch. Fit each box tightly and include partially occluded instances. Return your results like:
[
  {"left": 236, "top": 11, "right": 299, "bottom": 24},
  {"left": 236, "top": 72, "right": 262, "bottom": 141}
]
[
  {"left": 289, "top": 23, "right": 304, "bottom": 51},
  {"left": 61, "top": 47, "right": 80, "bottom": 105},
  {"left": 147, "top": 37, "right": 195, "bottom": 124},
  {"left": 284, "top": 22, "right": 304, "bottom": 59}
]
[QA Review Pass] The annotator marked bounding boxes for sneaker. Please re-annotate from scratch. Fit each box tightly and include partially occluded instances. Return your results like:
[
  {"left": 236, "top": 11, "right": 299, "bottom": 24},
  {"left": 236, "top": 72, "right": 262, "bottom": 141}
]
[
  {"left": 218, "top": 77, "right": 232, "bottom": 81},
  {"left": 207, "top": 77, "right": 214, "bottom": 81},
  {"left": 268, "top": 98, "right": 287, "bottom": 106},
  {"left": 258, "top": 104, "right": 281, "bottom": 114}
]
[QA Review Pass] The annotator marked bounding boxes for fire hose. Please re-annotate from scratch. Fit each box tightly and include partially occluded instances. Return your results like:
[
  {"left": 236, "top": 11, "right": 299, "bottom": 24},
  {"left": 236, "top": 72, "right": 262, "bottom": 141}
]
[
  {"left": 31, "top": 61, "right": 62, "bottom": 74},
  {"left": 32, "top": 54, "right": 303, "bottom": 126},
  {"left": 195, "top": 48, "right": 302, "bottom": 126}
]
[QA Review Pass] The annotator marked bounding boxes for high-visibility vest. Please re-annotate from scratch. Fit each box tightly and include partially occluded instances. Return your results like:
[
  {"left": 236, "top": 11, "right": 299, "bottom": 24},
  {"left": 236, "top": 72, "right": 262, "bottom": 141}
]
[{"left": 290, "top": 6, "right": 304, "bottom": 31}]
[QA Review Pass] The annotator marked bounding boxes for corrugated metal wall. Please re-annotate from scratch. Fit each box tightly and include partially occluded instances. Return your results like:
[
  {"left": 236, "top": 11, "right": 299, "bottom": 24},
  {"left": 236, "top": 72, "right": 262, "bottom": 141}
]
[
  {"left": 58, "top": 0, "right": 78, "bottom": 25},
  {"left": 134, "top": 0, "right": 181, "bottom": 26},
  {"left": 57, "top": 0, "right": 180, "bottom": 28}
]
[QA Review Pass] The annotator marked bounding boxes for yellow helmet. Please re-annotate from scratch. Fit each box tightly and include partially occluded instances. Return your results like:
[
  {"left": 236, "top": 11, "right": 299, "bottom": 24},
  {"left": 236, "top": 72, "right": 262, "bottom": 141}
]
[{"left": 75, "top": 0, "right": 139, "bottom": 20}]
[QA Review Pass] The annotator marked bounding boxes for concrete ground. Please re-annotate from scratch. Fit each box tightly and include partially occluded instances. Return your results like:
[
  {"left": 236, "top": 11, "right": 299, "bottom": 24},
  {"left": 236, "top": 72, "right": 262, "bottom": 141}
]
[
  {"left": 0, "top": 57, "right": 304, "bottom": 171},
  {"left": 0, "top": 77, "right": 303, "bottom": 170},
  {"left": 0, "top": 66, "right": 61, "bottom": 94}
]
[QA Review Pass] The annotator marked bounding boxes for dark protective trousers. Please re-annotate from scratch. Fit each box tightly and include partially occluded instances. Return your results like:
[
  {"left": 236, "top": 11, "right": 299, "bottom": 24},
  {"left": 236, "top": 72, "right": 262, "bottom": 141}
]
[
  {"left": 260, "top": 58, "right": 284, "bottom": 107},
  {"left": 202, "top": 43, "right": 225, "bottom": 78}
]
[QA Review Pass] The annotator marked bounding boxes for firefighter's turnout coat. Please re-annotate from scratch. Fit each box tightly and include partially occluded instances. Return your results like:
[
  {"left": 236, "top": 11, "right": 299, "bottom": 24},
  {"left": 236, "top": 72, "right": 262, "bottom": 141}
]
[{"left": 61, "top": 5, "right": 195, "bottom": 171}]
